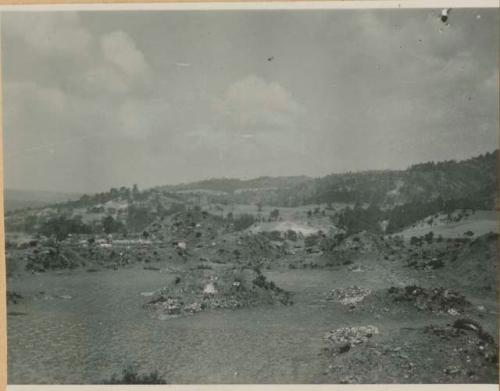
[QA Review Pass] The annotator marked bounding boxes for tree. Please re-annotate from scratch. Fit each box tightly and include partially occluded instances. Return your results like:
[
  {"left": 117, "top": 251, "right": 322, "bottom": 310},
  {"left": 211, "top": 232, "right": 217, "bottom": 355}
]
[
  {"left": 127, "top": 206, "right": 153, "bottom": 232},
  {"left": 270, "top": 208, "right": 280, "bottom": 221},
  {"left": 39, "top": 216, "right": 91, "bottom": 241},
  {"left": 23, "top": 215, "right": 38, "bottom": 232},
  {"left": 132, "top": 184, "right": 140, "bottom": 200},
  {"left": 233, "top": 214, "right": 255, "bottom": 231},
  {"left": 102, "top": 215, "right": 124, "bottom": 234}
]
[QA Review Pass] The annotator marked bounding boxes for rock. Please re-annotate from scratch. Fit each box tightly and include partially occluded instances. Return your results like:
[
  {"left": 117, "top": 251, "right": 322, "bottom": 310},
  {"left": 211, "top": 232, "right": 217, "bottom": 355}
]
[
  {"left": 444, "top": 366, "right": 461, "bottom": 375},
  {"left": 327, "top": 286, "right": 372, "bottom": 306},
  {"left": 203, "top": 283, "right": 217, "bottom": 295},
  {"left": 324, "top": 325, "right": 379, "bottom": 350},
  {"left": 388, "top": 285, "right": 470, "bottom": 314},
  {"left": 338, "top": 343, "right": 351, "bottom": 354}
]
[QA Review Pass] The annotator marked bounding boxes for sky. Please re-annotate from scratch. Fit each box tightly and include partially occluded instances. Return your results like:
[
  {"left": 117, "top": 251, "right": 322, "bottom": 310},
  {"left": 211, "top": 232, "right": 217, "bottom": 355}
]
[{"left": 1, "top": 8, "right": 498, "bottom": 193}]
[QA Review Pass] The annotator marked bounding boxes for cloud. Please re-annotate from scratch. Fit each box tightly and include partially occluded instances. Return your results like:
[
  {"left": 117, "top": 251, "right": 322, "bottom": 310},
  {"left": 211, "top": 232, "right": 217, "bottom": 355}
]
[
  {"left": 4, "top": 14, "right": 151, "bottom": 97},
  {"left": 71, "top": 30, "right": 151, "bottom": 96},
  {"left": 77, "top": 65, "right": 130, "bottom": 95},
  {"left": 3, "top": 13, "right": 91, "bottom": 56},
  {"left": 2, "top": 10, "right": 497, "bottom": 191},
  {"left": 175, "top": 75, "right": 309, "bottom": 165},
  {"left": 114, "top": 98, "right": 170, "bottom": 140},
  {"left": 100, "top": 31, "right": 150, "bottom": 78},
  {"left": 2, "top": 13, "right": 159, "bottom": 149},
  {"left": 214, "top": 75, "right": 304, "bottom": 134},
  {"left": 4, "top": 81, "right": 67, "bottom": 116}
]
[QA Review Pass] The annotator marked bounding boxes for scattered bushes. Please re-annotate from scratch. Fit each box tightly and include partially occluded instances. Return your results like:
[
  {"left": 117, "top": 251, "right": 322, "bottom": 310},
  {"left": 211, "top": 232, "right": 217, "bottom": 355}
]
[
  {"left": 304, "top": 234, "right": 320, "bottom": 248},
  {"left": 233, "top": 214, "right": 255, "bottom": 231},
  {"left": 39, "top": 216, "right": 91, "bottom": 241},
  {"left": 103, "top": 366, "right": 167, "bottom": 384},
  {"left": 7, "top": 291, "right": 23, "bottom": 305},
  {"left": 285, "top": 229, "right": 298, "bottom": 241},
  {"left": 388, "top": 285, "right": 470, "bottom": 314}
]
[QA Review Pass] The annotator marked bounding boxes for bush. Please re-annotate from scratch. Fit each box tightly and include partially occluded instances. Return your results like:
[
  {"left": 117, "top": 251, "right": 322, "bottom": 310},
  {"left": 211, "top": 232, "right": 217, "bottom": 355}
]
[
  {"left": 424, "top": 231, "right": 434, "bottom": 243},
  {"left": 410, "top": 236, "right": 421, "bottom": 246},
  {"left": 233, "top": 214, "right": 255, "bottom": 231},
  {"left": 285, "top": 229, "right": 298, "bottom": 241},
  {"left": 267, "top": 230, "right": 283, "bottom": 241},
  {"left": 39, "top": 216, "right": 92, "bottom": 241},
  {"left": 304, "top": 234, "right": 319, "bottom": 248},
  {"left": 103, "top": 366, "right": 167, "bottom": 384},
  {"left": 102, "top": 215, "right": 125, "bottom": 234},
  {"left": 269, "top": 208, "right": 280, "bottom": 220}
]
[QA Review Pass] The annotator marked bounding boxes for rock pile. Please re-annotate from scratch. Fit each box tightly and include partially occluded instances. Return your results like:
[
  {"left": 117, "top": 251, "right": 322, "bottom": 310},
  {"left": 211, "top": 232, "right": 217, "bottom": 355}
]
[
  {"left": 388, "top": 285, "right": 470, "bottom": 314},
  {"left": 326, "top": 286, "right": 372, "bottom": 306},
  {"left": 324, "top": 325, "right": 379, "bottom": 353},
  {"left": 144, "top": 266, "right": 293, "bottom": 319},
  {"left": 424, "top": 320, "right": 498, "bottom": 366}
]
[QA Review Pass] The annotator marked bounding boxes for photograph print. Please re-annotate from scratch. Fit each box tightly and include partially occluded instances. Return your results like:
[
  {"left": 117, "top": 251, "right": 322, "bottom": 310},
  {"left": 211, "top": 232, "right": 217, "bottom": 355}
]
[{"left": 2, "top": 3, "right": 499, "bottom": 385}]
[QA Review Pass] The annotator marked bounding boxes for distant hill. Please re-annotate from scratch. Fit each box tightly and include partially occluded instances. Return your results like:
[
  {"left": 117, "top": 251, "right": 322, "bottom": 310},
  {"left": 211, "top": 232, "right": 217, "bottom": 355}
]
[
  {"left": 167, "top": 151, "right": 496, "bottom": 209},
  {"left": 162, "top": 176, "right": 312, "bottom": 194},
  {"left": 3, "top": 189, "right": 82, "bottom": 212},
  {"left": 4, "top": 150, "right": 497, "bottom": 236},
  {"left": 266, "top": 150, "right": 498, "bottom": 208}
]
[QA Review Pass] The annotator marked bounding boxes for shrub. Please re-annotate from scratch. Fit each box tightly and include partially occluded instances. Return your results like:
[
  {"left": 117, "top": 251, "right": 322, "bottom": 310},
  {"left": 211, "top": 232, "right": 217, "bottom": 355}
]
[
  {"left": 103, "top": 366, "right": 167, "bottom": 384},
  {"left": 285, "top": 229, "right": 298, "bottom": 241},
  {"left": 304, "top": 234, "right": 319, "bottom": 248},
  {"left": 424, "top": 231, "right": 434, "bottom": 243},
  {"left": 267, "top": 230, "right": 283, "bottom": 241},
  {"left": 39, "top": 216, "right": 92, "bottom": 241},
  {"left": 410, "top": 236, "right": 421, "bottom": 246},
  {"left": 269, "top": 208, "right": 280, "bottom": 220},
  {"left": 233, "top": 214, "right": 255, "bottom": 231}
]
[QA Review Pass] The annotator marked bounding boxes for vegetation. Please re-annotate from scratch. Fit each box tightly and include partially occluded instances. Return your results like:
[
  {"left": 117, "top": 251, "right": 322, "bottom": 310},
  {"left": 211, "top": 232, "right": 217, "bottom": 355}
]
[
  {"left": 233, "top": 214, "right": 256, "bottom": 231},
  {"left": 102, "top": 215, "right": 125, "bottom": 234},
  {"left": 103, "top": 366, "right": 167, "bottom": 384},
  {"left": 39, "top": 216, "right": 91, "bottom": 241}
]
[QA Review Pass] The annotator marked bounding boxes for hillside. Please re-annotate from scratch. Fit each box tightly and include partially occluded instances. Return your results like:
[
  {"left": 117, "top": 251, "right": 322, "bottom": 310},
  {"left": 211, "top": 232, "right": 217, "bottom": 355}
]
[
  {"left": 280, "top": 150, "right": 497, "bottom": 207},
  {"left": 4, "top": 150, "right": 497, "bottom": 238},
  {"left": 5, "top": 150, "right": 498, "bottom": 385},
  {"left": 161, "top": 151, "right": 497, "bottom": 209},
  {"left": 161, "top": 176, "right": 312, "bottom": 194}
]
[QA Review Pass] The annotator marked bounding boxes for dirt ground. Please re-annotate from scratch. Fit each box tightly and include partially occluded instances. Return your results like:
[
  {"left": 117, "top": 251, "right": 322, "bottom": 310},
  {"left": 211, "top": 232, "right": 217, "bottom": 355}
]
[{"left": 6, "top": 208, "right": 499, "bottom": 384}]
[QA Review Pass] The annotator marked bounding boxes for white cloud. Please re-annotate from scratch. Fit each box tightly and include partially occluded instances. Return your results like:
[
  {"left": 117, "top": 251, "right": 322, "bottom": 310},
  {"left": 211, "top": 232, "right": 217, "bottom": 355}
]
[
  {"left": 4, "top": 14, "right": 151, "bottom": 97},
  {"left": 3, "top": 13, "right": 91, "bottom": 56},
  {"left": 176, "top": 75, "right": 308, "bottom": 160},
  {"left": 78, "top": 65, "right": 129, "bottom": 95},
  {"left": 114, "top": 98, "right": 170, "bottom": 140},
  {"left": 100, "top": 31, "right": 150, "bottom": 77},
  {"left": 4, "top": 81, "right": 67, "bottom": 117},
  {"left": 214, "top": 75, "right": 303, "bottom": 134}
]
